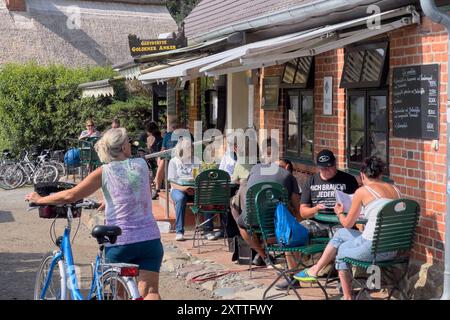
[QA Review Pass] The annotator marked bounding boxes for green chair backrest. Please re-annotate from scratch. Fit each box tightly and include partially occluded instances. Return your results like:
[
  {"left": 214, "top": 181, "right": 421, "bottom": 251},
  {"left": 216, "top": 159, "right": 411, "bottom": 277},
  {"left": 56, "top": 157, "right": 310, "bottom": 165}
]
[
  {"left": 245, "top": 182, "right": 287, "bottom": 233},
  {"left": 79, "top": 137, "right": 101, "bottom": 165},
  {"left": 194, "top": 169, "right": 231, "bottom": 208},
  {"left": 372, "top": 198, "right": 420, "bottom": 255},
  {"left": 254, "top": 185, "right": 289, "bottom": 243}
]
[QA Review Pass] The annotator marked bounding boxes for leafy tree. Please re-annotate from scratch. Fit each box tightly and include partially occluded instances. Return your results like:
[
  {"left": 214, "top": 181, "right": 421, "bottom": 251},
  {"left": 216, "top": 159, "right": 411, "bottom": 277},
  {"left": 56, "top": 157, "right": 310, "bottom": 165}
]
[
  {"left": 0, "top": 63, "right": 152, "bottom": 154},
  {"left": 166, "top": 0, "right": 201, "bottom": 24}
]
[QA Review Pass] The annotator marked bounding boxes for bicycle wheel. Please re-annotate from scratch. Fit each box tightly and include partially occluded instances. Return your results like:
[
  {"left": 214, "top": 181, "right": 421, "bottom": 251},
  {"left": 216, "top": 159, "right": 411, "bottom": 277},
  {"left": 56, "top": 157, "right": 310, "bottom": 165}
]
[
  {"left": 34, "top": 252, "right": 66, "bottom": 300},
  {"left": 33, "top": 165, "right": 58, "bottom": 184},
  {"left": 93, "top": 271, "right": 137, "bottom": 300},
  {"left": 1, "top": 164, "right": 24, "bottom": 189},
  {"left": 49, "top": 160, "right": 66, "bottom": 178}
]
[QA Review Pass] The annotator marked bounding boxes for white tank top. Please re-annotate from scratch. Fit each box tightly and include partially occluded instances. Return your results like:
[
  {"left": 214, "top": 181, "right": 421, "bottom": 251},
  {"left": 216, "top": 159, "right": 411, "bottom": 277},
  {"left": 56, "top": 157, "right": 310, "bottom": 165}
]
[{"left": 361, "top": 185, "right": 401, "bottom": 241}]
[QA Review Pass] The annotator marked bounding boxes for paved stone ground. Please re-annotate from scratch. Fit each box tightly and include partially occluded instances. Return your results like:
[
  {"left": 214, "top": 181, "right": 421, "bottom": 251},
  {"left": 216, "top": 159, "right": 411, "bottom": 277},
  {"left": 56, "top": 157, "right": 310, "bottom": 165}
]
[{"left": 0, "top": 187, "right": 213, "bottom": 300}]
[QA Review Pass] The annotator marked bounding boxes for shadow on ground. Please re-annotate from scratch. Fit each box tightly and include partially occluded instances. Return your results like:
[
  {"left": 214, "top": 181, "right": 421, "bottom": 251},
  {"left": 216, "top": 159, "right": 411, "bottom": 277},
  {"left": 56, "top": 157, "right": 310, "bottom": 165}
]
[
  {"left": 0, "top": 252, "right": 44, "bottom": 300},
  {"left": 0, "top": 211, "right": 14, "bottom": 224}
]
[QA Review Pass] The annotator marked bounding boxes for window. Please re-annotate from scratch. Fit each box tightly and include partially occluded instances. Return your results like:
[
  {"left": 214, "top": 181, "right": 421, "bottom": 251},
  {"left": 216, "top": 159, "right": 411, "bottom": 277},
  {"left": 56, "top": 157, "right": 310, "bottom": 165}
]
[
  {"left": 281, "top": 56, "right": 314, "bottom": 88},
  {"left": 341, "top": 42, "right": 388, "bottom": 88},
  {"left": 177, "top": 81, "right": 190, "bottom": 128},
  {"left": 347, "top": 90, "right": 388, "bottom": 170},
  {"left": 286, "top": 90, "right": 314, "bottom": 161}
]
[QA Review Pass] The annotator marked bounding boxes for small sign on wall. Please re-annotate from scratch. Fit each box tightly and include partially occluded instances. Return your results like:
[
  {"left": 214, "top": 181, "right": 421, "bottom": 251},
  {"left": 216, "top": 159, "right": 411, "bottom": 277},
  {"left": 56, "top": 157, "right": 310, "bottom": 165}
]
[
  {"left": 262, "top": 76, "right": 280, "bottom": 110},
  {"left": 323, "top": 76, "right": 333, "bottom": 115}
]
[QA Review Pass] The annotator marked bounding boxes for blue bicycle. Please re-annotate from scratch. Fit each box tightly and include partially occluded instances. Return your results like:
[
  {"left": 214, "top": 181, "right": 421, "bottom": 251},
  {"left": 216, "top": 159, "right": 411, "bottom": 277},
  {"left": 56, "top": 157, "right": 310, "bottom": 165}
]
[{"left": 31, "top": 199, "right": 141, "bottom": 300}]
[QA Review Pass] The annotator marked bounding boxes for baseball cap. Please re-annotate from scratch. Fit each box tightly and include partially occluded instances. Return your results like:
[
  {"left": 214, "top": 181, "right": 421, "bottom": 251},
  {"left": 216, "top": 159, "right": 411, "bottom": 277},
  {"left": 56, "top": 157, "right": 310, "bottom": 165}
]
[{"left": 316, "top": 149, "right": 336, "bottom": 168}]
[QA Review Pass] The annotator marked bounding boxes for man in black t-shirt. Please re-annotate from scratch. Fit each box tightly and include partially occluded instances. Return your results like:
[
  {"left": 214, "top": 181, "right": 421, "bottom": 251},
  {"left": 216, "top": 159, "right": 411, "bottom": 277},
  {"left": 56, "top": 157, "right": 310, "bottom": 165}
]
[{"left": 300, "top": 149, "right": 359, "bottom": 219}]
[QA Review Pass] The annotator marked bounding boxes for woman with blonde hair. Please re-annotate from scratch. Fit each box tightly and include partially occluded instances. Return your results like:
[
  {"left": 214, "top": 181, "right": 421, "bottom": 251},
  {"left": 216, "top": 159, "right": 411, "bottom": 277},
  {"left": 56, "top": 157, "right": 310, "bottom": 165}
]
[{"left": 26, "top": 128, "right": 163, "bottom": 300}]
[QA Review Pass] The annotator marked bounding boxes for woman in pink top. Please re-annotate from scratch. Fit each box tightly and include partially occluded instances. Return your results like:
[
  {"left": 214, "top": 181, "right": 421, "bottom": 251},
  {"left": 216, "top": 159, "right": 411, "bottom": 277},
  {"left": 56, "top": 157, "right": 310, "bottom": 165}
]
[{"left": 26, "top": 128, "right": 163, "bottom": 300}]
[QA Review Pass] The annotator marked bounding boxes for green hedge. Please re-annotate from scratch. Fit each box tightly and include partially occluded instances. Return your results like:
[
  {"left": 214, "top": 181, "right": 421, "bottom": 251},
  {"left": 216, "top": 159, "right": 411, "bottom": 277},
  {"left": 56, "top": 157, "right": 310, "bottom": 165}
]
[{"left": 0, "top": 63, "right": 152, "bottom": 154}]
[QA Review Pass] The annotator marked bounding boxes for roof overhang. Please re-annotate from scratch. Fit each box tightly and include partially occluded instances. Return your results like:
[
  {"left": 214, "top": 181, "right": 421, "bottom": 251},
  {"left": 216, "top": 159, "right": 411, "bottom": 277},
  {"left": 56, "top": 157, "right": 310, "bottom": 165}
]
[
  {"left": 78, "top": 76, "right": 125, "bottom": 98},
  {"left": 138, "top": 6, "right": 419, "bottom": 83}
]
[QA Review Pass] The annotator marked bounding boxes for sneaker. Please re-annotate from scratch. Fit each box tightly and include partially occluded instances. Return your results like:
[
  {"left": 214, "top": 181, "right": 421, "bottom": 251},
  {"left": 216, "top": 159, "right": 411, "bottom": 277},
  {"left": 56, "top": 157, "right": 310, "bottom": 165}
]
[
  {"left": 152, "top": 190, "right": 159, "bottom": 200},
  {"left": 204, "top": 232, "right": 219, "bottom": 241},
  {"left": 263, "top": 254, "right": 276, "bottom": 266},
  {"left": 293, "top": 268, "right": 318, "bottom": 282},
  {"left": 275, "top": 278, "right": 301, "bottom": 291},
  {"left": 252, "top": 254, "right": 265, "bottom": 266},
  {"left": 175, "top": 233, "right": 185, "bottom": 241},
  {"left": 213, "top": 230, "right": 224, "bottom": 238}
]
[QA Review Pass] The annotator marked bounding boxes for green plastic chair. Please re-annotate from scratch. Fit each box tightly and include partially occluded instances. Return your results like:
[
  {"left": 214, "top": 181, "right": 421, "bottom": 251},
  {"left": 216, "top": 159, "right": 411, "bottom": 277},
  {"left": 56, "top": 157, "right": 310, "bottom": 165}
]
[
  {"left": 79, "top": 137, "right": 101, "bottom": 178},
  {"left": 255, "top": 185, "right": 329, "bottom": 300},
  {"left": 342, "top": 198, "right": 420, "bottom": 300},
  {"left": 191, "top": 169, "right": 231, "bottom": 253}
]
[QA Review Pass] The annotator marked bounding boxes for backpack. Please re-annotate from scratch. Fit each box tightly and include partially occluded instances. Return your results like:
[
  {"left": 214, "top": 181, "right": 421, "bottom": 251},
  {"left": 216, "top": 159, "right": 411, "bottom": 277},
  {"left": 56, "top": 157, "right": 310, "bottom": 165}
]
[
  {"left": 275, "top": 203, "right": 309, "bottom": 247},
  {"left": 64, "top": 148, "right": 80, "bottom": 166}
]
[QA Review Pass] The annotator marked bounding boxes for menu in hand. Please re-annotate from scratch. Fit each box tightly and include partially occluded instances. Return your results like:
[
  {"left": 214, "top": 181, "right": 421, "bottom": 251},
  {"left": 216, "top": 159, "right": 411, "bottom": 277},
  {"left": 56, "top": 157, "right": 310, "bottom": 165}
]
[{"left": 335, "top": 190, "right": 354, "bottom": 213}]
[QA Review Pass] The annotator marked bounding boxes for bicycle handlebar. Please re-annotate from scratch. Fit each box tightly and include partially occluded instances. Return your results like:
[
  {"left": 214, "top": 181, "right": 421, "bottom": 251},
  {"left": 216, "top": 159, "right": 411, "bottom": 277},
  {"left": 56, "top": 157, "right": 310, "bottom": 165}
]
[{"left": 28, "top": 199, "right": 100, "bottom": 210}]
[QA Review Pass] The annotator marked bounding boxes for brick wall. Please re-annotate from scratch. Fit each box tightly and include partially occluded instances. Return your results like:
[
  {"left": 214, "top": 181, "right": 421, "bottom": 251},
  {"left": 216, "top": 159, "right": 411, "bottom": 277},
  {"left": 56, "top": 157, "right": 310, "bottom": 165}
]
[
  {"left": 389, "top": 17, "right": 448, "bottom": 264},
  {"left": 254, "top": 17, "right": 449, "bottom": 264}
]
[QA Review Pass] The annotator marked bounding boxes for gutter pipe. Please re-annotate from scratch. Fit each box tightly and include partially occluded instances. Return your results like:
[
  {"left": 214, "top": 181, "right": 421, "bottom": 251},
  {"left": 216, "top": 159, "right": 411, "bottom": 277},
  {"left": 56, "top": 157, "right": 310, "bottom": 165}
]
[{"left": 420, "top": 0, "right": 450, "bottom": 301}]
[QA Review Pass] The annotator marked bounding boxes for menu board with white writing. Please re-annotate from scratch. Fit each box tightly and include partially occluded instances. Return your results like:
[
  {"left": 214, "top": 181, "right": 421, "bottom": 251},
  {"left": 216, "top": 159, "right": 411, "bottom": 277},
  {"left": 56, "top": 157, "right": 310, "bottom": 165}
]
[{"left": 393, "top": 64, "right": 439, "bottom": 139}]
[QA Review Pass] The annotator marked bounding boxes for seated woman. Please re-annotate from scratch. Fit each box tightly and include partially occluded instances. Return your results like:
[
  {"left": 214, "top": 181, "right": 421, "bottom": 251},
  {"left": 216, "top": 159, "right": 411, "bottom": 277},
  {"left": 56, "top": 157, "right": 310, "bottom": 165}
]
[
  {"left": 26, "top": 128, "right": 163, "bottom": 300},
  {"left": 79, "top": 118, "right": 101, "bottom": 140},
  {"left": 168, "top": 139, "right": 216, "bottom": 241},
  {"left": 294, "top": 156, "right": 401, "bottom": 300}
]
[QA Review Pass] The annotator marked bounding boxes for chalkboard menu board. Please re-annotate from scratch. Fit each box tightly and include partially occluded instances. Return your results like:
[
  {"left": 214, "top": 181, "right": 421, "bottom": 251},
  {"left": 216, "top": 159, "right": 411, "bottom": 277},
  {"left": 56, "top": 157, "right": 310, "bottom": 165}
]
[{"left": 393, "top": 64, "right": 439, "bottom": 139}]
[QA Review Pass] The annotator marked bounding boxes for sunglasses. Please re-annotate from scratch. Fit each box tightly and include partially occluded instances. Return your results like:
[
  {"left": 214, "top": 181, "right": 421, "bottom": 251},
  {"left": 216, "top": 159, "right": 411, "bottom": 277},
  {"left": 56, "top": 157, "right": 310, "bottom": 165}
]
[{"left": 87, "top": 124, "right": 94, "bottom": 127}]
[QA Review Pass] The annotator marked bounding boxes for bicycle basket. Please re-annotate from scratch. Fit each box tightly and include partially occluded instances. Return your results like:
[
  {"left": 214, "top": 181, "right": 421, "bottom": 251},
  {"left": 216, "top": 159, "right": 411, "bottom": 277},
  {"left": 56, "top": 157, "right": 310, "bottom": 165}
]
[{"left": 34, "top": 182, "right": 82, "bottom": 219}]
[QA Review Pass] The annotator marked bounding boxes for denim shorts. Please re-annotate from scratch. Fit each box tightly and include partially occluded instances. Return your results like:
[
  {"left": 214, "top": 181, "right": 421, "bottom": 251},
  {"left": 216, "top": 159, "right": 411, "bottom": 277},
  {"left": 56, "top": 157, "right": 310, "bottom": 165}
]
[
  {"left": 330, "top": 228, "right": 396, "bottom": 270},
  {"left": 105, "top": 239, "right": 164, "bottom": 273}
]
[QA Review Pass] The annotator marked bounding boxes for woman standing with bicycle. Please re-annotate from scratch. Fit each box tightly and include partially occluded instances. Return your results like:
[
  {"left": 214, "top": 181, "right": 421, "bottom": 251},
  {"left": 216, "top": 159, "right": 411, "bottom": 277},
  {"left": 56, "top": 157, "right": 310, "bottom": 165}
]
[{"left": 26, "top": 128, "right": 163, "bottom": 300}]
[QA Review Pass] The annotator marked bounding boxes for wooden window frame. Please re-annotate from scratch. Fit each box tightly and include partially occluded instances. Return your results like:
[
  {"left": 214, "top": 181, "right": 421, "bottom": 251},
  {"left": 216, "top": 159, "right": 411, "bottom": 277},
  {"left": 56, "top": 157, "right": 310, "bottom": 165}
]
[
  {"left": 346, "top": 89, "right": 389, "bottom": 173},
  {"left": 285, "top": 89, "right": 314, "bottom": 162},
  {"left": 340, "top": 41, "right": 389, "bottom": 89}
]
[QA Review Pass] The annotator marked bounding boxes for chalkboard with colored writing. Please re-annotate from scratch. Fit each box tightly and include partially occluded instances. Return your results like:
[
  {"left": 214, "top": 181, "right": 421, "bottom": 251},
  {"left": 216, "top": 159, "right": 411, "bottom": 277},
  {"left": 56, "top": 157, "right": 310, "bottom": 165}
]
[{"left": 393, "top": 64, "right": 439, "bottom": 139}]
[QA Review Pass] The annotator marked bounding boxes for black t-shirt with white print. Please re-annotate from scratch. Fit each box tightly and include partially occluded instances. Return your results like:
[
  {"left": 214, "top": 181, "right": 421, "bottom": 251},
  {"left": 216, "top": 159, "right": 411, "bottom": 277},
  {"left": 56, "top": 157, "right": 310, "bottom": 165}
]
[{"left": 300, "top": 170, "right": 359, "bottom": 212}]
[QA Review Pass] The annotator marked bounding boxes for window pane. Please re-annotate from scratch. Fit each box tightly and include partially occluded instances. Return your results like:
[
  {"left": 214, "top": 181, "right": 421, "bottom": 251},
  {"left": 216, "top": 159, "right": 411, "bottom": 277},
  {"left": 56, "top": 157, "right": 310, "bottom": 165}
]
[
  {"left": 294, "top": 57, "right": 312, "bottom": 84},
  {"left": 369, "top": 95, "right": 387, "bottom": 131},
  {"left": 349, "top": 131, "right": 365, "bottom": 163},
  {"left": 287, "top": 124, "right": 298, "bottom": 152},
  {"left": 301, "top": 125, "right": 313, "bottom": 157},
  {"left": 343, "top": 51, "right": 364, "bottom": 83},
  {"left": 349, "top": 95, "right": 365, "bottom": 130},
  {"left": 282, "top": 60, "right": 297, "bottom": 84},
  {"left": 288, "top": 94, "right": 299, "bottom": 122},
  {"left": 369, "top": 132, "right": 387, "bottom": 164},
  {"left": 361, "top": 49, "right": 385, "bottom": 82},
  {"left": 301, "top": 94, "right": 313, "bottom": 123}
]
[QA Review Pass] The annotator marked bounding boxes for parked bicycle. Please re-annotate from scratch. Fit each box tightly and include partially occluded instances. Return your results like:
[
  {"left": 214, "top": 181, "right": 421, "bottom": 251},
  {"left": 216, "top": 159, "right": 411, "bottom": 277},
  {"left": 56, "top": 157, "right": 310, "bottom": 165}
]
[
  {"left": 0, "top": 149, "right": 16, "bottom": 190},
  {"left": 1, "top": 151, "right": 58, "bottom": 189},
  {"left": 30, "top": 198, "right": 141, "bottom": 300}
]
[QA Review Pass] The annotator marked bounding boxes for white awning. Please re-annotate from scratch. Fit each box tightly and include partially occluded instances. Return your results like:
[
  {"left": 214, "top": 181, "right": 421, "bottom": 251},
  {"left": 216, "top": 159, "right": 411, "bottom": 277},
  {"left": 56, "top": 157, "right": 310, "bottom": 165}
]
[{"left": 138, "top": 6, "right": 419, "bottom": 82}]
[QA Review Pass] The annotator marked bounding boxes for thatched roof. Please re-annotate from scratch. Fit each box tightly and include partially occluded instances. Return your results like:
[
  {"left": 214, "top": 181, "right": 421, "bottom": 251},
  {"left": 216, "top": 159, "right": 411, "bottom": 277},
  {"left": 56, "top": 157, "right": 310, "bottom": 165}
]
[{"left": 0, "top": 0, "right": 177, "bottom": 67}]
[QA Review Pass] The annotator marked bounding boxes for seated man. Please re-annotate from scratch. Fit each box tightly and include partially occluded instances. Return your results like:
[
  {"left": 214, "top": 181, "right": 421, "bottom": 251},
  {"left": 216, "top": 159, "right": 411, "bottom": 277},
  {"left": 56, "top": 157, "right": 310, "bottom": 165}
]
[
  {"left": 230, "top": 139, "right": 301, "bottom": 289},
  {"left": 300, "top": 149, "right": 359, "bottom": 220}
]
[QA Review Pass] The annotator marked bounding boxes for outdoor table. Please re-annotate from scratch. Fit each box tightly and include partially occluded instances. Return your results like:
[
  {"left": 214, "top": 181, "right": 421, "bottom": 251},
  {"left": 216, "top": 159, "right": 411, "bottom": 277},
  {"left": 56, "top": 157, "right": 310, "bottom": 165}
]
[
  {"left": 170, "top": 178, "right": 238, "bottom": 189},
  {"left": 315, "top": 213, "right": 368, "bottom": 225}
]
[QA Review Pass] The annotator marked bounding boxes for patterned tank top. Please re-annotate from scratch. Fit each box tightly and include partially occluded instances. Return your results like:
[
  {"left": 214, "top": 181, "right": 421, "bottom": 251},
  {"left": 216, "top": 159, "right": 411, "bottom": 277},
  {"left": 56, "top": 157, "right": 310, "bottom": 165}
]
[{"left": 101, "top": 158, "right": 160, "bottom": 246}]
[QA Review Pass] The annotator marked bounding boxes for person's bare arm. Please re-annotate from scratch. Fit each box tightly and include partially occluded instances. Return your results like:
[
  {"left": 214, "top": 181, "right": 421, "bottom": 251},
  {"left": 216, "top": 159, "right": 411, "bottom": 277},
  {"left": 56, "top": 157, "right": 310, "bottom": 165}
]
[
  {"left": 170, "top": 182, "right": 194, "bottom": 194},
  {"left": 289, "top": 193, "right": 301, "bottom": 219},
  {"left": 334, "top": 188, "right": 363, "bottom": 228},
  {"left": 26, "top": 167, "right": 103, "bottom": 205},
  {"left": 300, "top": 203, "right": 326, "bottom": 219}
]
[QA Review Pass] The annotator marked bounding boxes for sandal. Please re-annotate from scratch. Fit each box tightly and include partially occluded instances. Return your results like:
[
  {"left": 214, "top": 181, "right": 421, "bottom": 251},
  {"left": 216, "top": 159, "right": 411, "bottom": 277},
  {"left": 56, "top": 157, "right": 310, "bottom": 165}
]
[{"left": 293, "top": 268, "right": 318, "bottom": 282}]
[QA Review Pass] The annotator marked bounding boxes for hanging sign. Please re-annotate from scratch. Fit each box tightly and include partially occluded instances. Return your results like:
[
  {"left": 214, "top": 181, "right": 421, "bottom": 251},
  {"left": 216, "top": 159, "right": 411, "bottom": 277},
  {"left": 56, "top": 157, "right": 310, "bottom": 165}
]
[{"left": 128, "top": 34, "right": 178, "bottom": 57}]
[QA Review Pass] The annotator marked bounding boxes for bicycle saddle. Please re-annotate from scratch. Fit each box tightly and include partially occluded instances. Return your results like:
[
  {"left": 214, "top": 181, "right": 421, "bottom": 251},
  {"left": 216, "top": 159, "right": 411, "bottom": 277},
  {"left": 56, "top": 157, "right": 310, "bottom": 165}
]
[{"left": 91, "top": 225, "right": 122, "bottom": 245}]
